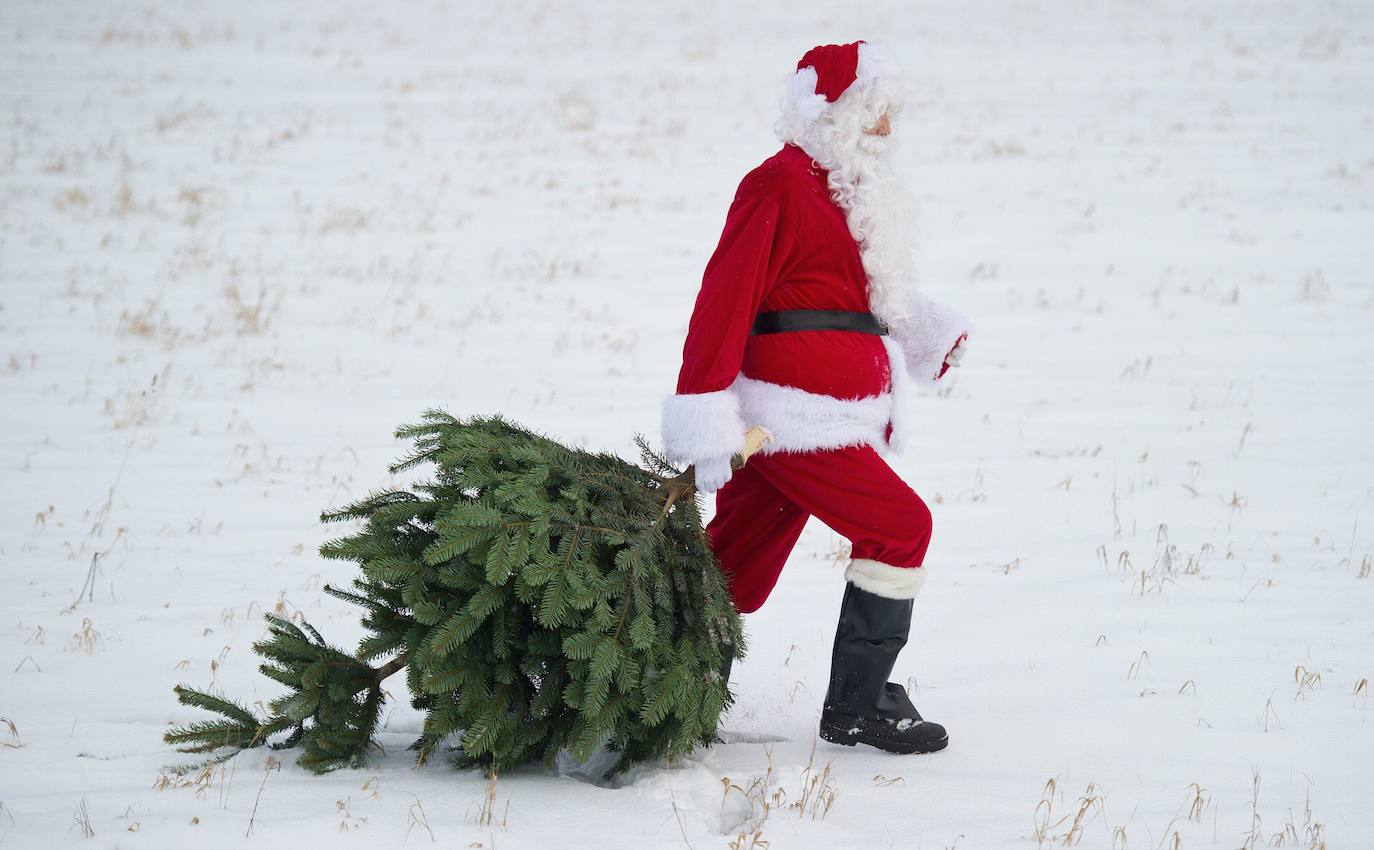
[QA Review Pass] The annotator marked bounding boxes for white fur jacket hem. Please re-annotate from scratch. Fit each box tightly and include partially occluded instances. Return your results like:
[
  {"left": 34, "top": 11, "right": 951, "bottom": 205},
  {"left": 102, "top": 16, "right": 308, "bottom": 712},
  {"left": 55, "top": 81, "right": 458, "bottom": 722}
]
[{"left": 661, "top": 294, "right": 972, "bottom": 462}]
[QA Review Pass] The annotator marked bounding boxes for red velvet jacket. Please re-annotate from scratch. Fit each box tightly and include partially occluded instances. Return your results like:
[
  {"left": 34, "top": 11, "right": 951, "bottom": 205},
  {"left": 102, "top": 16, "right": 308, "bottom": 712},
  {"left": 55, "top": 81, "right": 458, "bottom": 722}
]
[{"left": 661, "top": 143, "right": 971, "bottom": 464}]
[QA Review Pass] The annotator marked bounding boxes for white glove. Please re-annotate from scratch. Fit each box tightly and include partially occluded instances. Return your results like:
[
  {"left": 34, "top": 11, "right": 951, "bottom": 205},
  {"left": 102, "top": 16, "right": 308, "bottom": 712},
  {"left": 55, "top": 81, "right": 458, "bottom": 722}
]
[
  {"left": 693, "top": 454, "right": 735, "bottom": 495},
  {"left": 943, "top": 335, "right": 969, "bottom": 368}
]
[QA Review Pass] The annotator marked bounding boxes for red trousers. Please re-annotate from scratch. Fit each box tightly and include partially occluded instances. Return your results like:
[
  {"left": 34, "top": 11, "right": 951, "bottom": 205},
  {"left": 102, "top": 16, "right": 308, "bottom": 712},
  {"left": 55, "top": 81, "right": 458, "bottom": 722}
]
[{"left": 705, "top": 443, "right": 933, "bottom": 614}]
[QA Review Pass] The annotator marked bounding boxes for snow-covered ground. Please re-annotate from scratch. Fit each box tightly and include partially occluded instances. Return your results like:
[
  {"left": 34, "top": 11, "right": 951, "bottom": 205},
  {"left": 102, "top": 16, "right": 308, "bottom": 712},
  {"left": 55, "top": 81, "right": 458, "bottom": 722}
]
[{"left": 2, "top": 1, "right": 1371, "bottom": 847}]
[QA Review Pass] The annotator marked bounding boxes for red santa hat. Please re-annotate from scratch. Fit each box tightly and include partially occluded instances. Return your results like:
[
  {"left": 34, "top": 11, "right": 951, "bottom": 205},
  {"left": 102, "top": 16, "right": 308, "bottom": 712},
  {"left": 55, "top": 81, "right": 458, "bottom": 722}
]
[{"left": 782, "top": 40, "right": 899, "bottom": 125}]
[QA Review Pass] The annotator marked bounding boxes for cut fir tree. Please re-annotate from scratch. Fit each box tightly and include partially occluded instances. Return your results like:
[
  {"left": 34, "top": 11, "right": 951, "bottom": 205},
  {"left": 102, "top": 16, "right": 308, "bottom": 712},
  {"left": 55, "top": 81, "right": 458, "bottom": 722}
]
[{"left": 163, "top": 410, "right": 771, "bottom": 781}]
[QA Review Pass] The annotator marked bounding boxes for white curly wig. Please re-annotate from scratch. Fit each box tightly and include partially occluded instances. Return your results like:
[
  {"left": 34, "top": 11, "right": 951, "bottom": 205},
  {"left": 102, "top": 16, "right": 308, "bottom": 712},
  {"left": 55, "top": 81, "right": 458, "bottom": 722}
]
[{"left": 774, "top": 41, "right": 918, "bottom": 327}]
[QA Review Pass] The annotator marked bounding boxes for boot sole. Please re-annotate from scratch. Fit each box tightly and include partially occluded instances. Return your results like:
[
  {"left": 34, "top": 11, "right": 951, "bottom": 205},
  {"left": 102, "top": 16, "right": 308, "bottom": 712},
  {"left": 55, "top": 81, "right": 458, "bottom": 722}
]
[{"left": 818, "top": 718, "right": 949, "bottom": 754}]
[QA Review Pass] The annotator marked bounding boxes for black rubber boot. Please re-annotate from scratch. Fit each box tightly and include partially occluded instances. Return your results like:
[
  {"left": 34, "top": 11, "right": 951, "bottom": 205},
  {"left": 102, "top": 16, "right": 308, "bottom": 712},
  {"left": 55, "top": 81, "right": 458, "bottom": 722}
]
[{"left": 818, "top": 581, "right": 948, "bottom": 754}]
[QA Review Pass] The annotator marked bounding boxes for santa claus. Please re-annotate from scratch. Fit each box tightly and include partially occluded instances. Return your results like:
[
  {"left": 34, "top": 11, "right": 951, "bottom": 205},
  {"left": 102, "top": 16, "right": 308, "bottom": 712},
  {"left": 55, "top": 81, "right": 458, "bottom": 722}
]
[{"left": 661, "top": 40, "right": 971, "bottom": 754}]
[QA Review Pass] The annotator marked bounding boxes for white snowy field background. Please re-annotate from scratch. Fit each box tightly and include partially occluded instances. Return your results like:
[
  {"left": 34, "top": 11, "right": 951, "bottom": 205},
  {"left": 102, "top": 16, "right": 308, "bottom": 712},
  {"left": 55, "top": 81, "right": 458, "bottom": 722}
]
[{"left": 2, "top": 0, "right": 1371, "bottom": 847}]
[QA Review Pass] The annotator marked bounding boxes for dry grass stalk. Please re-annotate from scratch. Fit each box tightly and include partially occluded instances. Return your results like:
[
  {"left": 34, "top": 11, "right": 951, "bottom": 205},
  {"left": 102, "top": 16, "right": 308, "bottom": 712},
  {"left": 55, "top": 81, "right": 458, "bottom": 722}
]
[
  {"left": 405, "top": 794, "right": 435, "bottom": 843},
  {"left": 469, "top": 770, "right": 508, "bottom": 829},
  {"left": 666, "top": 773, "right": 693, "bottom": 849},
  {"left": 152, "top": 762, "right": 217, "bottom": 798},
  {"left": 1260, "top": 695, "right": 1282, "bottom": 732},
  {"left": 1033, "top": 776, "right": 1107, "bottom": 848},
  {"left": 1185, "top": 782, "right": 1209, "bottom": 822},
  {"left": 64, "top": 618, "right": 101, "bottom": 655},
  {"left": 720, "top": 743, "right": 780, "bottom": 837},
  {"left": 720, "top": 739, "right": 837, "bottom": 844},
  {"left": 362, "top": 775, "right": 381, "bottom": 800},
  {"left": 244, "top": 755, "right": 280, "bottom": 837},
  {"left": 1268, "top": 784, "right": 1326, "bottom": 849},
  {"left": 0, "top": 718, "right": 22, "bottom": 749},
  {"left": 1293, "top": 666, "right": 1322, "bottom": 695},
  {"left": 790, "top": 740, "right": 837, "bottom": 822},
  {"left": 728, "top": 830, "right": 769, "bottom": 849},
  {"left": 336, "top": 796, "right": 368, "bottom": 831},
  {"left": 70, "top": 798, "right": 94, "bottom": 839},
  {"left": 1240, "top": 766, "right": 1262, "bottom": 850}
]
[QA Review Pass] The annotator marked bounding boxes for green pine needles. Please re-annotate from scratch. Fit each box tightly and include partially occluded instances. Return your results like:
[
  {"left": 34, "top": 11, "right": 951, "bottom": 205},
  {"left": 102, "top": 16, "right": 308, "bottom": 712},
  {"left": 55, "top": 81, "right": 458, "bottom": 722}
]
[{"left": 164, "top": 409, "right": 746, "bottom": 780}]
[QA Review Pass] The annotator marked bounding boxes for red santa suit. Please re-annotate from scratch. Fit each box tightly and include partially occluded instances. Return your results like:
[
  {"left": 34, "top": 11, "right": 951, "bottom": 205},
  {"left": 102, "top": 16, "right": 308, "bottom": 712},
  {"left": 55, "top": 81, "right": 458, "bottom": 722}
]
[{"left": 661, "top": 42, "right": 972, "bottom": 613}]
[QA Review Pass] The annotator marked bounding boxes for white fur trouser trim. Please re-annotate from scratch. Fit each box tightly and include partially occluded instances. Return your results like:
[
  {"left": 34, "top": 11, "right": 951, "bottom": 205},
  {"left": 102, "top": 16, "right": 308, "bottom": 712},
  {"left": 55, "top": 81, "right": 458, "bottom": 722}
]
[{"left": 844, "top": 557, "right": 927, "bottom": 599}]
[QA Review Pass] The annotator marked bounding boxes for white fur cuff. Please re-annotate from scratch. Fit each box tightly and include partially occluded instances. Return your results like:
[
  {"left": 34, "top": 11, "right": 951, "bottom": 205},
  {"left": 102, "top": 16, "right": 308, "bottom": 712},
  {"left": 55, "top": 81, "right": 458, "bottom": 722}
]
[
  {"left": 844, "top": 557, "right": 927, "bottom": 599},
  {"left": 661, "top": 389, "right": 746, "bottom": 465},
  {"left": 890, "top": 295, "right": 974, "bottom": 384}
]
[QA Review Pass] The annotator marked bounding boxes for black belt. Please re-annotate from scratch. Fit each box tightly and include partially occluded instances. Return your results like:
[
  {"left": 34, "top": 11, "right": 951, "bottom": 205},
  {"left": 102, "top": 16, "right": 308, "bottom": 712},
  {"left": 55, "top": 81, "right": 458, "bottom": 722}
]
[{"left": 750, "top": 309, "right": 889, "bottom": 336}]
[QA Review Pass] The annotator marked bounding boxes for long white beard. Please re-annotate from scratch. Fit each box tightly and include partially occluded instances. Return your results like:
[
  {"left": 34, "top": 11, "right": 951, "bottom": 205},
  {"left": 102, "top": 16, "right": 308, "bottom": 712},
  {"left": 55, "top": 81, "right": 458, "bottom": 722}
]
[
  {"left": 830, "top": 133, "right": 919, "bottom": 327},
  {"left": 781, "top": 88, "right": 921, "bottom": 328}
]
